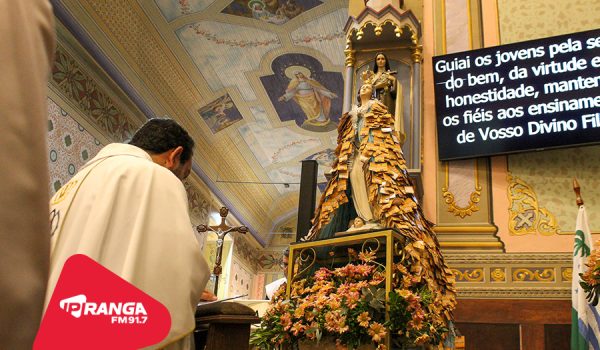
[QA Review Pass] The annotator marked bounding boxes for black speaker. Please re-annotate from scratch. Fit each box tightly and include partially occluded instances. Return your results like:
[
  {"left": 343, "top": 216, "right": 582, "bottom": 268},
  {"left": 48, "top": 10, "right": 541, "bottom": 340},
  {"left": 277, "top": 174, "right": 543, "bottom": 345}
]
[{"left": 296, "top": 160, "right": 318, "bottom": 241}]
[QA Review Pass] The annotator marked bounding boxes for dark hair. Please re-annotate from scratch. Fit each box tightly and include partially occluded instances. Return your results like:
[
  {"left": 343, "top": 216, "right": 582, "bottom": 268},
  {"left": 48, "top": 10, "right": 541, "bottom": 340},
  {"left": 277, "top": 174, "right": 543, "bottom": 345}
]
[
  {"left": 372, "top": 52, "right": 391, "bottom": 73},
  {"left": 129, "top": 118, "right": 195, "bottom": 163}
]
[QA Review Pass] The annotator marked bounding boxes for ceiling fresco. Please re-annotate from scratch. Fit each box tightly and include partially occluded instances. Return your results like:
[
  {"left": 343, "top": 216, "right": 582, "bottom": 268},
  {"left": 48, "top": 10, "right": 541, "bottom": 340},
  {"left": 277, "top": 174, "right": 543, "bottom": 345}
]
[
  {"left": 154, "top": 0, "right": 215, "bottom": 21},
  {"left": 261, "top": 52, "right": 342, "bottom": 132},
  {"left": 57, "top": 0, "right": 350, "bottom": 246},
  {"left": 198, "top": 94, "right": 244, "bottom": 134},
  {"left": 222, "top": 0, "right": 323, "bottom": 25}
]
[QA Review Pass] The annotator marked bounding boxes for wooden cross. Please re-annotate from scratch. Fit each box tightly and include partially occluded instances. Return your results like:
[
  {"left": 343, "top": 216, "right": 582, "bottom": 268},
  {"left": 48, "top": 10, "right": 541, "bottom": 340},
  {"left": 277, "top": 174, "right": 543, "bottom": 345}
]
[{"left": 196, "top": 207, "right": 248, "bottom": 295}]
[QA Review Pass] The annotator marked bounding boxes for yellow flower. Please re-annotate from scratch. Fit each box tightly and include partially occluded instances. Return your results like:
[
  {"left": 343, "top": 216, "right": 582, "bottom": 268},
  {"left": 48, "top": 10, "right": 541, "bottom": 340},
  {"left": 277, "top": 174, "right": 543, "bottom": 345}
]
[
  {"left": 357, "top": 311, "right": 371, "bottom": 327},
  {"left": 294, "top": 305, "right": 306, "bottom": 318},
  {"left": 368, "top": 322, "right": 387, "bottom": 343},
  {"left": 398, "top": 289, "right": 411, "bottom": 298}
]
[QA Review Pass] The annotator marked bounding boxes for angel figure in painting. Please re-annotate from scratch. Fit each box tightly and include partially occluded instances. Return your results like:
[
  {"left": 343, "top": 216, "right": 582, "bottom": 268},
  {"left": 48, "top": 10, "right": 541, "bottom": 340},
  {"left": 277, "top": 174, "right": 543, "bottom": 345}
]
[{"left": 278, "top": 69, "right": 338, "bottom": 129}]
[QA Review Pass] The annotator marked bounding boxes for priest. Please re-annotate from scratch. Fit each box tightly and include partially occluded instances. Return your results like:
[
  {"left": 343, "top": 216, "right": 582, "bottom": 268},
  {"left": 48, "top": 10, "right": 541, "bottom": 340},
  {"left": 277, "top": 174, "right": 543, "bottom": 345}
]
[{"left": 45, "top": 118, "right": 211, "bottom": 349}]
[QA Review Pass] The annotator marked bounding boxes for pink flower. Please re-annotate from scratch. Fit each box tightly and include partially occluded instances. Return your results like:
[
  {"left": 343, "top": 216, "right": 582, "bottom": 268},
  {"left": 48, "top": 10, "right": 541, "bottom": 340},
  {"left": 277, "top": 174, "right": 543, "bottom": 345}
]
[
  {"left": 315, "top": 268, "right": 332, "bottom": 281},
  {"left": 355, "top": 264, "right": 373, "bottom": 277},
  {"left": 325, "top": 311, "right": 348, "bottom": 333},
  {"left": 369, "top": 271, "right": 385, "bottom": 285},
  {"left": 290, "top": 322, "right": 306, "bottom": 336},
  {"left": 358, "top": 250, "right": 376, "bottom": 262},
  {"left": 280, "top": 313, "right": 292, "bottom": 330}
]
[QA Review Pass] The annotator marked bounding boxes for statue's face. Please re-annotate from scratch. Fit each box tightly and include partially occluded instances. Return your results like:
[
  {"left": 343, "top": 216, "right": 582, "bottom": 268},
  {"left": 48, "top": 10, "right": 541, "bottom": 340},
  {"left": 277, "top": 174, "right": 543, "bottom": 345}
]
[
  {"left": 359, "top": 83, "right": 373, "bottom": 97},
  {"left": 376, "top": 54, "right": 386, "bottom": 68}
]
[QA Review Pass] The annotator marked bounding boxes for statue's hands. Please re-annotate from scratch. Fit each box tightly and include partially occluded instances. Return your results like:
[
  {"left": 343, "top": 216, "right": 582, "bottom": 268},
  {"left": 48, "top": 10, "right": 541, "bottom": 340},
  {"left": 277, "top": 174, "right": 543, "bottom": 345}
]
[
  {"left": 200, "top": 290, "right": 217, "bottom": 301},
  {"left": 373, "top": 81, "right": 386, "bottom": 90}
]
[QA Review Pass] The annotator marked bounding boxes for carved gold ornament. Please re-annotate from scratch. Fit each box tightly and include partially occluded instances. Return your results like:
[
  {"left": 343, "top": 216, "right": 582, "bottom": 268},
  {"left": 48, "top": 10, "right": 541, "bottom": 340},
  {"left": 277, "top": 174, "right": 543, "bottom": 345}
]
[
  {"left": 350, "top": 21, "right": 418, "bottom": 45},
  {"left": 411, "top": 46, "right": 422, "bottom": 63},
  {"left": 490, "top": 268, "right": 506, "bottom": 282},
  {"left": 507, "top": 174, "right": 560, "bottom": 235},
  {"left": 512, "top": 268, "right": 555, "bottom": 282},
  {"left": 442, "top": 161, "right": 481, "bottom": 218},
  {"left": 562, "top": 267, "right": 572, "bottom": 282},
  {"left": 344, "top": 38, "right": 355, "bottom": 67},
  {"left": 452, "top": 268, "right": 484, "bottom": 282}
]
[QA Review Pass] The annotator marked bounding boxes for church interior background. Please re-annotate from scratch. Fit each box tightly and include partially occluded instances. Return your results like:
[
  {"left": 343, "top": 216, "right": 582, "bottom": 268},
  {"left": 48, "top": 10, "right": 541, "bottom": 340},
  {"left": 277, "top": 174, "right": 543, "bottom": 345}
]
[{"left": 47, "top": 0, "right": 600, "bottom": 348}]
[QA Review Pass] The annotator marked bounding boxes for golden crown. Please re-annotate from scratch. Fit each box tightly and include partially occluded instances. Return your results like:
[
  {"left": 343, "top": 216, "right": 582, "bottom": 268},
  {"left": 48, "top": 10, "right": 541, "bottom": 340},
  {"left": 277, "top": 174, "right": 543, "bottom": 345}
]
[{"left": 361, "top": 69, "right": 375, "bottom": 85}]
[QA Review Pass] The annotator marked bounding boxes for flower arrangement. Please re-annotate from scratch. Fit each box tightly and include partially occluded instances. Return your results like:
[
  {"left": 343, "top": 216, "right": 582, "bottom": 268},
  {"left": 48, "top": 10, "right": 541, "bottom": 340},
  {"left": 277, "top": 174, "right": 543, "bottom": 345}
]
[
  {"left": 580, "top": 241, "right": 600, "bottom": 305},
  {"left": 251, "top": 243, "right": 454, "bottom": 350}
]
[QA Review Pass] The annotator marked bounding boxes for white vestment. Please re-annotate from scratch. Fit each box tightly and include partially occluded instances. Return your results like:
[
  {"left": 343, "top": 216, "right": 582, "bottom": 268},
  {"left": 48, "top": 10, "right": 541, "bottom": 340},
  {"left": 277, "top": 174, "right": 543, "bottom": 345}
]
[{"left": 45, "top": 143, "right": 210, "bottom": 350}]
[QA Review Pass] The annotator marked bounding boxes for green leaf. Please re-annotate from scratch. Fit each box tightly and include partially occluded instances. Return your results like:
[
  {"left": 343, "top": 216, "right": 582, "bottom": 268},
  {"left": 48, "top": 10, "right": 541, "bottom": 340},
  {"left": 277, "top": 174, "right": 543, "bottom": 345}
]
[{"left": 574, "top": 230, "right": 591, "bottom": 257}]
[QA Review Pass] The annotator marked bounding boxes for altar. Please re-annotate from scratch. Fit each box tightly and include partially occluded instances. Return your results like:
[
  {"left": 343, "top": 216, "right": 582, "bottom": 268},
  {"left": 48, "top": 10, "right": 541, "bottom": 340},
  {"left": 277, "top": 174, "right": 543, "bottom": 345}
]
[
  {"left": 251, "top": 228, "right": 456, "bottom": 350},
  {"left": 286, "top": 229, "right": 405, "bottom": 302}
]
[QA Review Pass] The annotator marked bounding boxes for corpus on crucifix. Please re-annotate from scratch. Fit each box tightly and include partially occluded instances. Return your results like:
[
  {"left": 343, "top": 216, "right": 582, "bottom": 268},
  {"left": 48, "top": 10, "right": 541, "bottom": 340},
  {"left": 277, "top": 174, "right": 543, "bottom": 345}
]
[{"left": 196, "top": 207, "right": 248, "bottom": 295}]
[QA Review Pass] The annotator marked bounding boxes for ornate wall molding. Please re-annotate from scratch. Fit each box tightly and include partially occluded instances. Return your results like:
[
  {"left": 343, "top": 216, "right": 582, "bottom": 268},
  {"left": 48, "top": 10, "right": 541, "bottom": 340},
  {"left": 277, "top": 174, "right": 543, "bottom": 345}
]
[
  {"left": 507, "top": 173, "right": 560, "bottom": 235},
  {"left": 453, "top": 268, "right": 484, "bottom": 282},
  {"left": 442, "top": 160, "right": 482, "bottom": 218},
  {"left": 446, "top": 252, "right": 571, "bottom": 299},
  {"left": 50, "top": 44, "right": 140, "bottom": 143}
]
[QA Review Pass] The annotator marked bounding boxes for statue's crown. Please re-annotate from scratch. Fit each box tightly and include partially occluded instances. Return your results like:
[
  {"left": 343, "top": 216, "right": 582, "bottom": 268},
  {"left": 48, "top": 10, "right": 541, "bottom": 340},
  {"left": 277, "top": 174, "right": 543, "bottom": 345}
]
[{"left": 361, "top": 69, "right": 375, "bottom": 85}]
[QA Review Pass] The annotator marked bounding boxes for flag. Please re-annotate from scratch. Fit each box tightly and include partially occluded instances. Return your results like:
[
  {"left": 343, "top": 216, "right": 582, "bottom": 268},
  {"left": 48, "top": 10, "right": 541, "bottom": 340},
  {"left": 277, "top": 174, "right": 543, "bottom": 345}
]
[{"left": 572, "top": 205, "right": 600, "bottom": 350}]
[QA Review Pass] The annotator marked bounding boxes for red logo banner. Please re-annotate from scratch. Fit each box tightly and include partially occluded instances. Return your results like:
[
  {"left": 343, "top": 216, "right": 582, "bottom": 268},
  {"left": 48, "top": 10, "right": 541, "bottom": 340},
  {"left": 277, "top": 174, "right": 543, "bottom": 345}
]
[{"left": 35, "top": 254, "right": 171, "bottom": 349}]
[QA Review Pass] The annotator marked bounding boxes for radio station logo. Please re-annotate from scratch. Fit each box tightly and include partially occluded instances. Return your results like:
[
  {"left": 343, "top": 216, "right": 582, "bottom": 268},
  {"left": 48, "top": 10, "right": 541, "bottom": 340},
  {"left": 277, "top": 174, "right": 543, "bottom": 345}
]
[
  {"left": 59, "top": 294, "right": 148, "bottom": 324},
  {"left": 34, "top": 254, "right": 170, "bottom": 349}
]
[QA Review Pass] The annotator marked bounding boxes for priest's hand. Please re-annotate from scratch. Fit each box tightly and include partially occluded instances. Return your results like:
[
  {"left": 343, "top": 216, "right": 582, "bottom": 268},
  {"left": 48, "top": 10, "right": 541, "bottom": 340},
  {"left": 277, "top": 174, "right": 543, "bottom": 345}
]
[{"left": 200, "top": 290, "right": 217, "bottom": 301}]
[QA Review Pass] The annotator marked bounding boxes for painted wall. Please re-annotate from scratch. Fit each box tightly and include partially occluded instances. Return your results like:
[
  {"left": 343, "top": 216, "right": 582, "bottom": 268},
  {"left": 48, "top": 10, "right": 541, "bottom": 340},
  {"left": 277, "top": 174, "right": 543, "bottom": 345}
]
[
  {"left": 497, "top": 0, "right": 600, "bottom": 252},
  {"left": 47, "top": 98, "right": 103, "bottom": 196},
  {"left": 422, "top": 0, "right": 600, "bottom": 254}
]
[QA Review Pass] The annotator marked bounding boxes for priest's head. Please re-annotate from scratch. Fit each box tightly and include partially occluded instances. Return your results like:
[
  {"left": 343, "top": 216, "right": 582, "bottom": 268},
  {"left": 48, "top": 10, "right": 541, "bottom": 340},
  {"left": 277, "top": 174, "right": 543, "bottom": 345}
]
[{"left": 129, "top": 118, "right": 195, "bottom": 180}]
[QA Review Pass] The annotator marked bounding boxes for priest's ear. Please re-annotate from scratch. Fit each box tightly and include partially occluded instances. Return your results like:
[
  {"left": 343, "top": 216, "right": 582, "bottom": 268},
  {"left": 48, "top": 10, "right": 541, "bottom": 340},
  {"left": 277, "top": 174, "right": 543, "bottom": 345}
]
[{"left": 165, "top": 146, "right": 184, "bottom": 169}]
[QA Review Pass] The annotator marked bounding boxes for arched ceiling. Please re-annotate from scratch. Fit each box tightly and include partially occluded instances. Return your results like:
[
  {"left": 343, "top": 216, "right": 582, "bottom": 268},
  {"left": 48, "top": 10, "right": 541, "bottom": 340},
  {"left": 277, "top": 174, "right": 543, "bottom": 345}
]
[{"left": 56, "top": 0, "right": 350, "bottom": 245}]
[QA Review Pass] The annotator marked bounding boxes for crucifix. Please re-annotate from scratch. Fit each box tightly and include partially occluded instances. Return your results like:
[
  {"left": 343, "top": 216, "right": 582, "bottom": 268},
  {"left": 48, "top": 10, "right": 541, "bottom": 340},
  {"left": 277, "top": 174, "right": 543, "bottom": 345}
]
[{"left": 196, "top": 207, "right": 248, "bottom": 295}]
